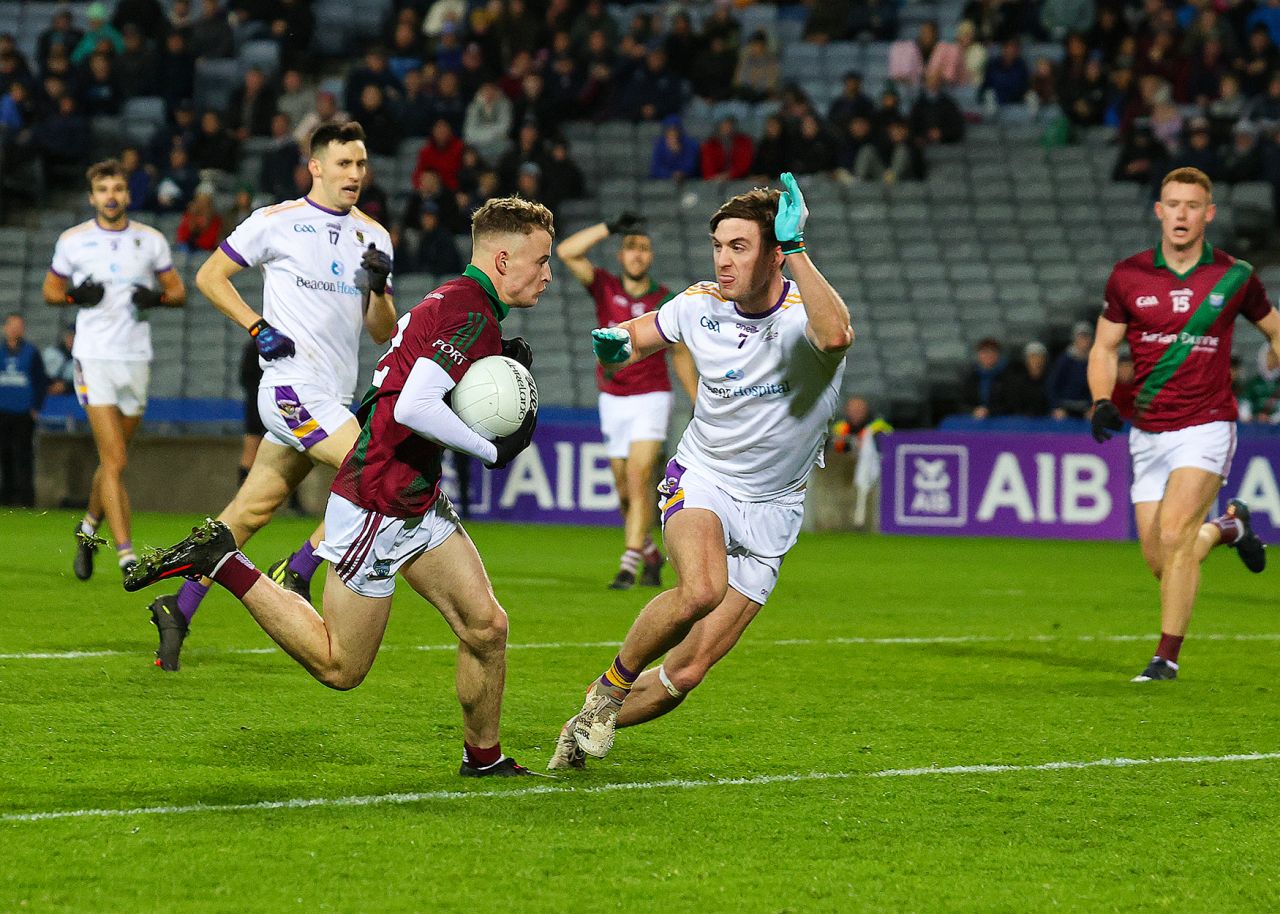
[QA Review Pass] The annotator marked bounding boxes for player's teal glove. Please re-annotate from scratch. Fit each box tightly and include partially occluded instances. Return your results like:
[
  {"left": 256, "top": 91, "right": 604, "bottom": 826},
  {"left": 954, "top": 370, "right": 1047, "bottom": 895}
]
[
  {"left": 774, "top": 171, "right": 808, "bottom": 255},
  {"left": 591, "top": 327, "right": 632, "bottom": 365}
]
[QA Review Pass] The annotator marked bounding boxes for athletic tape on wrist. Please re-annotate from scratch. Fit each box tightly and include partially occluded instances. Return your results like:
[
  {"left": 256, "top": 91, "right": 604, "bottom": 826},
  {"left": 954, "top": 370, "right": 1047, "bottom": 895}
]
[{"left": 658, "top": 664, "right": 683, "bottom": 699}]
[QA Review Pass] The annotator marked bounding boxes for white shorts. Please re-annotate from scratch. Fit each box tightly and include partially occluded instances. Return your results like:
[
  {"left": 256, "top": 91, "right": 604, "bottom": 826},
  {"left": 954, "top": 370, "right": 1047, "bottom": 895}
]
[
  {"left": 74, "top": 358, "right": 149, "bottom": 417},
  {"left": 258, "top": 383, "right": 356, "bottom": 453},
  {"left": 657, "top": 459, "right": 805, "bottom": 604},
  {"left": 1129, "top": 421, "right": 1236, "bottom": 504},
  {"left": 315, "top": 493, "right": 461, "bottom": 598},
  {"left": 598, "top": 391, "right": 673, "bottom": 460}
]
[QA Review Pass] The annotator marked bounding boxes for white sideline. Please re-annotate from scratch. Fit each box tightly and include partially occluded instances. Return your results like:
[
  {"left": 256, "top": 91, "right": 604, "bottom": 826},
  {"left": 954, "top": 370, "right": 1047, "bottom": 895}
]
[
  {"left": 4, "top": 632, "right": 1280, "bottom": 662},
  {"left": 3, "top": 751, "right": 1278, "bottom": 824}
]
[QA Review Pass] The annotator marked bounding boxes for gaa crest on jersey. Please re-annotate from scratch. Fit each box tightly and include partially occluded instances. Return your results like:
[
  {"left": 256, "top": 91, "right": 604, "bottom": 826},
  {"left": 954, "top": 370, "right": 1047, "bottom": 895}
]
[{"left": 1135, "top": 295, "right": 1158, "bottom": 308}]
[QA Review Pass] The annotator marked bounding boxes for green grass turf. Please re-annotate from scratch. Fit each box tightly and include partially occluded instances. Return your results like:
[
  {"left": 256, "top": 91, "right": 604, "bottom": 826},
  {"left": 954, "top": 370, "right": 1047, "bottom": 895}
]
[{"left": 1, "top": 508, "right": 1278, "bottom": 913}]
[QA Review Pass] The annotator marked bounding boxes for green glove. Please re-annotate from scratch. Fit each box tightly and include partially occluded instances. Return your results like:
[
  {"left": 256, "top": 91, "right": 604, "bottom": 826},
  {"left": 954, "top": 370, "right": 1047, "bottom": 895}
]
[
  {"left": 774, "top": 171, "right": 809, "bottom": 255},
  {"left": 591, "top": 327, "right": 632, "bottom": 364}
]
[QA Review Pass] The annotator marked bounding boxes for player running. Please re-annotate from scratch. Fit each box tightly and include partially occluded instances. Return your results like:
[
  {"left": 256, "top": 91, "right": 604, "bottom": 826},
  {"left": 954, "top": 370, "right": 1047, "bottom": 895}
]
[
  {"left": 557, "top": 214, "right": 697, "bottom": 589},
  {"left": 144, "top": 122, "right": 396, "bottom": 671},
  {"left": 43, "top": 159, "right": 186, "bottom": 579},
  {"left": 549, "top": 175, "right": 852, "bottom": 768},
  {"left": 1089, "top": 167, "right": 1279, "bottom": 682},
  {"left": 124, "top": 197, "right": 551, "bottom": 776}
]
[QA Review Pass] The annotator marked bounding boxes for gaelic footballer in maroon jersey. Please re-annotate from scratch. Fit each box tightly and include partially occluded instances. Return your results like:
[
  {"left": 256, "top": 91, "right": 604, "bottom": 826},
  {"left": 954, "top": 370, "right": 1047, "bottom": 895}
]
[
  {"left": 1102, "top": 244, "right": 1271, "bottom": 432},
  {"left": 123, "top": 198, "right": 555, "bottom": 777},
  {"left": 331, "top": 266, "right": 505, "bottom": 518},
  {"left": 589, "top": 267, "right": 673, "bottom": 396},
  {"left": 1088, "top": 167, "right": 1280, "bottom": 683}
]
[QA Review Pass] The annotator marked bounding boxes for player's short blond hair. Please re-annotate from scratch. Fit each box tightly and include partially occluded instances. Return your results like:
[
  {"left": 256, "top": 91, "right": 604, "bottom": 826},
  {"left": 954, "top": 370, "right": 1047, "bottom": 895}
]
[
  {"left": 1160, "top": 167, "right": 1213, "bottom": 200},
  {"left": 709, "top": 187, "right": 781, "bottom": 250},
  {"left": 85, "top": 158, "right": 125, "bottom": 188},
  {"left": 471, "top": 197, "right": 555, "bottom": 244}
]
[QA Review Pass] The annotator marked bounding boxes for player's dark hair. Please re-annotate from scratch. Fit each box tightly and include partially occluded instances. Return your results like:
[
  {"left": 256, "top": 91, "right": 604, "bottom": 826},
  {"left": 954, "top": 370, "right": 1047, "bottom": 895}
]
[
  {"left": 85, "top": 158, "right": 125, "bottom": 188},
  {"left": 709, "top": 187, "right": 781, "bottom": 251},
  {"left": 308, "top": 121, "right": 367, "bottom": 158},
  {"left": 471, "top": 196, "right": 556, "bottom": 243},
  {"left": 1161, "top": 166, "right": 1213, "bottom": 200}
]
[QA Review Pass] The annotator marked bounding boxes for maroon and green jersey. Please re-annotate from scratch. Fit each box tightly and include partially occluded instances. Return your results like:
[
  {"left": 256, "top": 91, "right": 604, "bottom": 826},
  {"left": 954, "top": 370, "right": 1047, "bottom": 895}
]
[
  {"left": 589, "top": 267, "right": 673, "bottom": 396},
  {"left": 1102, "top": 243, "right": 1274, "bottom": 432},
  {"left": 331, "top": 265, "right": 505, "bottom": 517}
]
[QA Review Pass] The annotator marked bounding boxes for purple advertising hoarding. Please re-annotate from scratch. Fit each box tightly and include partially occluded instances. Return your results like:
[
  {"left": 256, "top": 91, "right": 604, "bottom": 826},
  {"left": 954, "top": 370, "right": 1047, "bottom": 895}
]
[
  {"left": 439, "top": 410, "right": 621, "bottom": 526},
  {"left": 880, "top": 431, "right": 1133, "bottom": 539},
  {"left": 1222, "top": 435, "right": 1280, "bottom": 541}
]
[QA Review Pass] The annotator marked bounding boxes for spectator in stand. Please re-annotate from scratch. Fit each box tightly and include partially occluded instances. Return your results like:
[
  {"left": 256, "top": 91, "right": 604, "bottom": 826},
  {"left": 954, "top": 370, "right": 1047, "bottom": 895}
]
[
  {"left": 121, "top": 146, "right": 155, "bottom": 211},
  {"left": 962, "top": 337, "right": 1005, "bottom": 418},
  {"left": 664, "top": 12, "right": 698, "bottom": 80},
  {"left": 689, "top": 34, "right": 739, "bottom": 103},
  {"left": 227, "top": 67, "right": 277, "bottom": 142},
  {"left": 700, "top": 117, "right": 755, "bottom": 181},
  {"left": 424, "top": 0, "right": 467, "bottom": 40},
  {"left": 992, "top": 341, "right": 1051, "bottom": 417},
  {"left": 434, "top": 21, "right": 465, "bottom": 74},
  {"left": 269, "top": 0, "right": 314, "bottom": 72},
  {"left": 617, "top": 47, "right": 684, "bottom": 122},
  {"left": 835, "top": 115, "right": 879, "bottom": 183},
  {"left": 458, "top": 169, "right": 501, "bottom": 222},
  {"left": 190, "top": 0, "right": 234, "bottom": 60},
  {"left": 497, "top": 121, "right": 546, "bottom": 191},
  {"left": 1242, "top": 343, "right": 1280, "bottom": 422},
  {"left": 849, "top": 0, "right": 899, "bottom": 41},
  {"left": 910, "top": 71, "right": 966, "bottom": 145},
  {"left": 541, "top": 139, "right": 585, "bottom": 208},
  {"left": 1171, "top": 117, "right": 1224, "bottom": 180},
  {"left": 1188, "top": 37, "right": 1229, "bottom": 104},
  {"left": 293, "top": 90, "right": 347, "bottom": 149},
  {"left": 790, "top": 114, "right": 839, "bottom": 176},
  {"left": 276, "top": 69, "right": 311, "bottom": 131},
  {"left": 1245, "top": 72, "right": 1280, "bottom": 123},
  {"left": 116, "top": 25, "right": 159, "bottom": 100},
  {"left": 38, "top": 9, "right": 84, "bottom": 66},
  {"left": 733, "top": 30, "right": 780, "bottom": 102},
  {"left": 1225, "top": 122, "right": 1265, "bottom": 182},
  {"left": 805, "top": 0, "right": 852, "bottom": 43},
  {"left": 175, "top": 190, "right": 223, "bottom": 252},
  {"left": 71, "top": 3, "right": 125, "bottom": 65},
  {"left": 0, "top": 313, "right": 47, "bottom": 507},
  {"left": 703, "top": 1, "right": 742, "bottom": 51},
  {"left": 168, "top": 0, "right": 196, "bottom": 36},
  {"left": 388, "top": 18, "right": 427, "bottom": 83},
  {"left": 149, "top": 100, "right": 198, "bottom": 168},
  {"left": 0, "top": 81, "right": 31, "bottom": 133},
  {"left": 889, "top": 20, "right": 963, "bottom": 88},
  {"left": 462, "top": 84, "right": 511, "bottom": 166},
  {"left": 955, "top": 20, "right": 988, "bottom": 86},
  {"left": 982, "top": 38, "right": 1031, "bottom": 106},
  {"left": 649, "top": 115, "right": 700, "bottom": 181},
  {"left": 190, "top": 109, "right": 239, "bottom": 174},
  {"left": 882, "top": 119, "right": 926, "bottom": 181},
  {"left": 456, "top": 43, "right": 490, "bottom": 100},
  {"left": 1236, "top": 26, "right": 1279, "bottom": 97},
  {"left": 22, "top": 95, "right": 90, "bottom": 173},
  {"left": 750, "top": 114, "right": 789, "bottom": 180},
  {"left": 1061, "top": 52, "right": 1108, "bottom": 127},
  {"left": 570, "top": 0, "right": 619, "bottom": 52},
  {"left": 402, "top": 168, "right": 462, "bottom": 236},
  {"left": 260, "top": 112, "right": 301, "bottom": 202},
  {"left": 431, "top": 70, "right": 467, "bottom": 135},
  {"left": 156, "top": 144, "right": 199, "bottom": 212},
  {"left": 395, "top": 67, "right": 436, "bottom": 139},
  {"left": 357, "top": 166, "right": 391, "bottom": 228},
  {"left": 43, "top": 328, "right": 75, "bottom": 396},
  {"left": 79, "top": 53, "right": 122, "bottom": 117},
  {"left": 408, "top": 202, "right": 464, "bottom": 275},
  {"left": 871, "top": 87, "right": 906, "bottom": 135},
  {"left": 495, "top": 0, "right": 542, "bottom": 61},
  {"left": 157, "top": 31, "right": 196, "bottom": 112},
  {"left": 1209, "top": 74, "right": 1246, "bottom": 136},
  {"left": 1048, "top": 321, "right": 1093, "bottom": 418},
  {"left": 354, "top": 84, "right": 403, "bottom": 156},
  {"left": 828, "top": 71, "right": 876, "bottom": 135},
  {"left": 1029, "top": 56, "right": 1058, "bottom": 111},
  {"left": 1040, "top": 0, "right": 1095, "bottom": 42},
  {"left": 1247, "top": 0, "right": 1280, "bottom": 49},
  {"left": 963, "top": 0, "right": 1019, "bottom": 43},
  {"left": 345, "top": 47, "right": 401, "bottom": 113}
]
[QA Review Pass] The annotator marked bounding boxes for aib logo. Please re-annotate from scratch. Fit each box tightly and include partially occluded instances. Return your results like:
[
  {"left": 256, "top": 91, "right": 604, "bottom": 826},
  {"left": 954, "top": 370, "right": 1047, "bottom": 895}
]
[
  {"left": 895, "top": 444, "right": 967, "bottom": 526},
  {"left": 331, "top": 260, "right": 343, "bottom": 276}
]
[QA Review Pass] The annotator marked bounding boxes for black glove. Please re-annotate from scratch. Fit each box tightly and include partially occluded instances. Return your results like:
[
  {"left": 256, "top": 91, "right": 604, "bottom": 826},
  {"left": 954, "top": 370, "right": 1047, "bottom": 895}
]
[
  {"left": 1090, "top": 399, "right": 1123, "bottom": 443},
  {"left": 249, "top": 318, "right": 297, "bottom": 361},
  {"left": 131, "top": 284, "right": 165, "bottom": 310},
  {"left": 501, "top": 336, "right": 533, "bottom": 369},
  {"left": 355, "top": 242, "right": 392, "bottom": 295},
  {"left": 66, "top": 280, "right": 105, "bottom": 306},
  {"left": 488, "top": 407, "right": 537, "bottom": 470},
  {"left": 606, "top": 212, "right": 647, "bottom": 236}
]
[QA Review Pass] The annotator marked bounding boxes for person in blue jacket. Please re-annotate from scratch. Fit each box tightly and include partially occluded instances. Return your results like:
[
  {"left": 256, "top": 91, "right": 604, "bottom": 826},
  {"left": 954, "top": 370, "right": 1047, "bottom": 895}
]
[{"left": 0, "top": 313, "right": 48, "bottom": 506}]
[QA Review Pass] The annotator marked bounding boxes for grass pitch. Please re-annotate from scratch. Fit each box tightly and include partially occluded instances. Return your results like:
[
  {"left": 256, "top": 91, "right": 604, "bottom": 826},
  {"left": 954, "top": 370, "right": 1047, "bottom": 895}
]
[{"left": 1, "top": 509, "right": 1278, "bottom": 913}]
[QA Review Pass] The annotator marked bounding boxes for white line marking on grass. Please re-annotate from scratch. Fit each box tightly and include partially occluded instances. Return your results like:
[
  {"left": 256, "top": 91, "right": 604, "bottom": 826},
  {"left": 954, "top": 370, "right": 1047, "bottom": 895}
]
[
  {"left": 5, "top": 632, "right": 1280, "bottom": 662},
  {"left": 4, "top": 751, "right": 1278, "bottom": 824}
]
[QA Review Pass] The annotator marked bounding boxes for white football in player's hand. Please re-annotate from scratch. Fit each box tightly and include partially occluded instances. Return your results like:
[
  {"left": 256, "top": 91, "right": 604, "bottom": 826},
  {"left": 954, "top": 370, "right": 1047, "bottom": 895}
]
[{"left": 452, "top": 356, "right": 538, "bottom": 440}]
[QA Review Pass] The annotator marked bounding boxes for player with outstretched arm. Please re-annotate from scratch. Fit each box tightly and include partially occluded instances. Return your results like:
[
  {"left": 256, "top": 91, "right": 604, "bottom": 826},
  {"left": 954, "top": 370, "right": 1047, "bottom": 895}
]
[
  {"left": 550, "top": 174, "right": 852, "bottom": 768},
  {"left": 44, "top": 159, "right": 186, "bottom": 579},
  {"left": 556, "top": 213, "right": 697, "bottom": 589},
  {"left": 124, "top": 198, "right": 550, "bottom": 776},
  {"left": 1089, "top": 166, "right": 1278, "bottom": 682},
  {"left": 143, "top": 122, "right": 396, "bottom": 671}
]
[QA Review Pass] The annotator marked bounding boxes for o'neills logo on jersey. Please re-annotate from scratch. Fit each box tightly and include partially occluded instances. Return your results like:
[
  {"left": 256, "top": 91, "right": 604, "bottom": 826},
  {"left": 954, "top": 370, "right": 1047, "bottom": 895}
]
[
  {"left": 295, "top": 274, "right": 360, "bottom": 295},
  {"left": 1140, "top": 330, "right": 1220, "bottom": 350}
]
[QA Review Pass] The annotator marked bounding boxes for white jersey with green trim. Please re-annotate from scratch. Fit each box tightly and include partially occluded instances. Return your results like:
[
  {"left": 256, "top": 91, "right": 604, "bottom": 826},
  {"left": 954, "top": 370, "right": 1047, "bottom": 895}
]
[
  {"left": 50, "top": 219, "right": 173, "bottom": 362},
  {"left": 653, "top": 279, "right": 846, "bottom": 501},
  {"left": 220, "top": 197, "right": 393, "bottom": 400}
]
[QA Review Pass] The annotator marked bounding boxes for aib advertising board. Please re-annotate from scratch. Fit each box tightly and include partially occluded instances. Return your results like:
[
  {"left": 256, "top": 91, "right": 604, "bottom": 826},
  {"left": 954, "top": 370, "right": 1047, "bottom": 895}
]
[{"left": 880, "top": 430, "right": 1280, "bottom": 541}]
